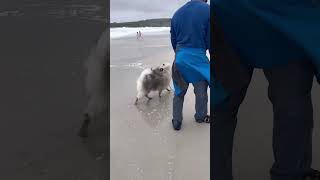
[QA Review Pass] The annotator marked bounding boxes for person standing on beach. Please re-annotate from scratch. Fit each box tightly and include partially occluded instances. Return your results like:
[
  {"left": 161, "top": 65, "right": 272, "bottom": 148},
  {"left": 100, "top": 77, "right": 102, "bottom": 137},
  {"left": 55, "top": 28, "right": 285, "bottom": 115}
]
[
  {"left": 170, "top": 0, "right": 210, "bottom": 130},
  {"left": 139, "top": 30, "right": 142, "bottom": 39},
  {"left": 212, "top": 0, "right": 320, "bottom": 179}
]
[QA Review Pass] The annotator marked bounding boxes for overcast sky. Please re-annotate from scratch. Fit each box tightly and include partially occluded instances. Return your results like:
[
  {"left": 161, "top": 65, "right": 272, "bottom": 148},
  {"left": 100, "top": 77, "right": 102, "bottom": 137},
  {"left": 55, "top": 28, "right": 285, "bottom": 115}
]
[{"left": 110, "top": 0, "right": 191, "bottom": 22}]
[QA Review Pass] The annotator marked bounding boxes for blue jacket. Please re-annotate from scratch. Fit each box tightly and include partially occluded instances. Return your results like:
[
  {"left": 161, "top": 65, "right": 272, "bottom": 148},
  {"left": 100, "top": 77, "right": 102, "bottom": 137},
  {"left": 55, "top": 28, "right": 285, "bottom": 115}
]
[
  {"left": 170, "top": 0, "right": 210, "bottom": 51},
  {"left": 170, "top": 0, "right": 212, "bottom": 97},
  {"left": 213, "top": 0, "right": 320, "bottom": 81}
]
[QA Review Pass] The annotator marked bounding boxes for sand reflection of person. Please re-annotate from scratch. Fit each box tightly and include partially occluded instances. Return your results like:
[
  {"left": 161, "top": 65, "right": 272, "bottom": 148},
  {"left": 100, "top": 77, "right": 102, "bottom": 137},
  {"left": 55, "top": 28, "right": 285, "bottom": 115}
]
[{"left": 170, "top": 0, "right": 210, "bottom": 131}]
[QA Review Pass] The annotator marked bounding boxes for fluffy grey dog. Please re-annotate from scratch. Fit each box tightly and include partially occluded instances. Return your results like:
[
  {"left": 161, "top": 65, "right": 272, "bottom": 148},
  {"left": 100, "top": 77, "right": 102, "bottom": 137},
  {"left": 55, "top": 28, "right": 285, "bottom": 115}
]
[
  {"left": 78, "top": 29, "right": 109, "bottom": 138},
  {"left": 135, "top": 63, "right": 171, "bottom": 104}
]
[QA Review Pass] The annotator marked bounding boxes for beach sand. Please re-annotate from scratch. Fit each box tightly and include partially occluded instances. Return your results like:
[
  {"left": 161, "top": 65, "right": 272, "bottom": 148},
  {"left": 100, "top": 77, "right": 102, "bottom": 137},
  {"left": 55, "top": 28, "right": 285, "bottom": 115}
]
[
  {"left": 110, "top": 34, "right": 210, "bottom": 180},
  {"left": 110, "top": 32, "right": 320, "bottom": 180}
]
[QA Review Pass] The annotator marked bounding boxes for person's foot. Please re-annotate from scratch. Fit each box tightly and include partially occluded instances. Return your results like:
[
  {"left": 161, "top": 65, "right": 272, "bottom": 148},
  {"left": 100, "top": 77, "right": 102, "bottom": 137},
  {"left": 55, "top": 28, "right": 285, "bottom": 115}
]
[
  {"left": 172, "top": 119, "right": 182, "bottom": 130},
  {"left": 304, "top": 169, "right": 320, "bottom": 180},
  {"left": 195, "top": 115, "right": 211, "bottom": 123}
]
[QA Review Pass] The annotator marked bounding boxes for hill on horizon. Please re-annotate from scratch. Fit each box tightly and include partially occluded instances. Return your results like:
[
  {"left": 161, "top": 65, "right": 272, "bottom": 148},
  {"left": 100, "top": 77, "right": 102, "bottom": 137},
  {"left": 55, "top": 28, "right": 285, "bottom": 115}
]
[{"left": 110, "top": 18, "right": 171, "bottom": 27}]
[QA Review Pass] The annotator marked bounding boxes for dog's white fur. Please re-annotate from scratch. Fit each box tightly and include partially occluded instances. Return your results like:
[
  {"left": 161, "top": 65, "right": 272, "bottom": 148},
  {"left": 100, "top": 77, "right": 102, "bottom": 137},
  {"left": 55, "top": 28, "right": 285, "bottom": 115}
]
[
  {"left": 136, "top": 63, "right": 171, "bottom": 103},
  {"left": 136, "top": 68, "right": 153, "bottom": 99},
  {"left": 84, "top": 29, "right": 109, "bottom": 120}
]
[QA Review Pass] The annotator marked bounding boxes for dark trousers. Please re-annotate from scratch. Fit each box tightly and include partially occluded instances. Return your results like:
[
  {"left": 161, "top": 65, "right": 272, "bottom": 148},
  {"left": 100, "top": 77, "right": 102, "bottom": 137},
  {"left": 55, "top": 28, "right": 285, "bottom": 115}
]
[
  {"left": 212, "top": 27, "right": 315, "bottom": 180},
  {"left": 173, "top": 81, "right": 208, "bottom": 123}
]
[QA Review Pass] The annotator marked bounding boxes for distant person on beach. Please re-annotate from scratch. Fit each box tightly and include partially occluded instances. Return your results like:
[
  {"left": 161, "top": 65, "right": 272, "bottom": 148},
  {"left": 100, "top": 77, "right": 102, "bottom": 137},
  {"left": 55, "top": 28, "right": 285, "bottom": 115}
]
[
  {"left": 212, "top": 1, "right": 320, "bottom": 179},
  {"left": 170, "top": 0, "right": 210, "bottom": 130},
  {"left": 136, "top": 31, "right": 143, "bottom": 40},
  {"left": 139, "top": 31, "right": 143, "bottom": 39}
]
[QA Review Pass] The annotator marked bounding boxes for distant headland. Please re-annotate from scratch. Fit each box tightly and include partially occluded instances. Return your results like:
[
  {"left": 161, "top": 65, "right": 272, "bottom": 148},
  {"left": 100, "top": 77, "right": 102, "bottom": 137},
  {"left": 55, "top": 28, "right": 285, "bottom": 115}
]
[{"left": 110, "top": 18, "right": 171, "bottom": 27}]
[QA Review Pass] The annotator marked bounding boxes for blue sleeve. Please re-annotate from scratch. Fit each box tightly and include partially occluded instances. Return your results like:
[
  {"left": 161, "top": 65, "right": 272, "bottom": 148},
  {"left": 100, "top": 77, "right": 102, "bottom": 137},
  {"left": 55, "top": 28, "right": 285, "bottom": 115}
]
[
  {"left": 205, "top": 19, "right": 210, "bottom": 51},
  {"left": 205, "top": 6, "right": 210, "bottom": 51},
  {"left": 170, "top": 19, "right": 177, "bottom": 52}
]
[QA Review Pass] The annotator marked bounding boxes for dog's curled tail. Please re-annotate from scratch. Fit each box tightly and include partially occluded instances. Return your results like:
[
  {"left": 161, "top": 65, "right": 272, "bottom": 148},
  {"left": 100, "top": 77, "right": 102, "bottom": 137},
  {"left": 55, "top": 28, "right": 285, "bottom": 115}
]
[{"left": 84, "top": 29, "right": 109, "bottom": 120}]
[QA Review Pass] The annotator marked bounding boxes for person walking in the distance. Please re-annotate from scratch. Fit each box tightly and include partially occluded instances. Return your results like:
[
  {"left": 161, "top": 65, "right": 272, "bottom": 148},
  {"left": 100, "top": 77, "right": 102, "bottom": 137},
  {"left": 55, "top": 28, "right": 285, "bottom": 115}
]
[
  {"left": 170, "top": 0, "right": 210, "bottom": 130},
  {"left": 139, "top": 30, "right": 143, "bottom": 39}
]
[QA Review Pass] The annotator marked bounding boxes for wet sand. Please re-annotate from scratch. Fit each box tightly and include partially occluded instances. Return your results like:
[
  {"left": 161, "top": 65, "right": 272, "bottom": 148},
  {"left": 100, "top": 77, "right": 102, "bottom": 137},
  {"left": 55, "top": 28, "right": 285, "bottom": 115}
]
[
  {"left": 0, "top": 2, "right": 108, "bottom": 179},
  {"left": 110, "top": 33, "right": 320, "bottom": 180},
  {"left": 110, "top": 34, "right": 210, "bottom": 180}
]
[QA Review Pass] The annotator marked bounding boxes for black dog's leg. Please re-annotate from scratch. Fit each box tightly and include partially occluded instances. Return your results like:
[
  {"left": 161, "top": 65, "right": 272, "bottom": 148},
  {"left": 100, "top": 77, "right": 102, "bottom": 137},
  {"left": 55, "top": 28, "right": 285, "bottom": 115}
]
[{"left": 78, "top": 113, "right": 91, "bottom": 138}]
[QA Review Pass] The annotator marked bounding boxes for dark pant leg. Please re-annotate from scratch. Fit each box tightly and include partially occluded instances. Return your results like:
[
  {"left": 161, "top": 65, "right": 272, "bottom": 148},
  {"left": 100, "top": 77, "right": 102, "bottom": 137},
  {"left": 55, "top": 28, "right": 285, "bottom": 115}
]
[
  {"left": 212, "top": 24, "right": 254, "bottom": 180},
  {"left": 193, "top": 81, "right": 209, "bottom": 120},
  {"left": 263, "top": 61, "right": 314, "bottom": 180},
  {"left": 172, "top": 89, "right": 188, "bottom": 123}
]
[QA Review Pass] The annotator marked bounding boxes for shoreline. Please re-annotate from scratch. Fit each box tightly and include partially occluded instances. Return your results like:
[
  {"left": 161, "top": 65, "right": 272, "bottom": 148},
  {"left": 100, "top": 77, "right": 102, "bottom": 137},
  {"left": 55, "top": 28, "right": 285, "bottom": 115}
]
[{"left": 110, "top": 27, "right": 170, "bottom": 40}]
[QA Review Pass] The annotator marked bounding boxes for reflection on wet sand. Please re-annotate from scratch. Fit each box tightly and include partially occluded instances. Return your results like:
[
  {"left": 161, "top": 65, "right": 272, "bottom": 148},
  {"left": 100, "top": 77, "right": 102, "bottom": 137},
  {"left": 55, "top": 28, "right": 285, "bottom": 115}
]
[{"left": 135, "top": 92, "right": 172, "bottom": 129}]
